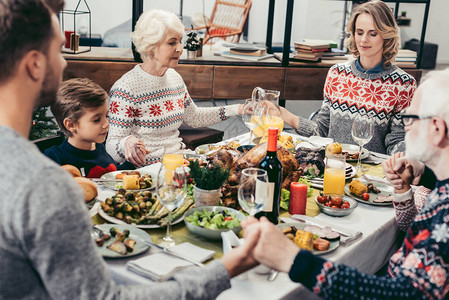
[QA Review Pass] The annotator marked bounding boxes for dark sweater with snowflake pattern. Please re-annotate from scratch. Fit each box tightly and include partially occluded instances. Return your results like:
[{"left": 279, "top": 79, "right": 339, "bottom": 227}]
[{"left": 289, "top": 179, "right": 449, "bottom": 299}]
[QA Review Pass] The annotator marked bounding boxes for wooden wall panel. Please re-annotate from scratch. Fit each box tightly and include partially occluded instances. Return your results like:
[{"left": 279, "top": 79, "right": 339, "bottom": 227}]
[
  {"left": 64, "top": 61, "right": 136, "bottom": 93},
  {"left": 174, "top": 65, "right": 213, "bottom": 100},
  {"left": 213, "top": 66, "right": 285, "bottom": 99},
  {"left": 284, "top": 68, "right": 328, "bottom": 100}
]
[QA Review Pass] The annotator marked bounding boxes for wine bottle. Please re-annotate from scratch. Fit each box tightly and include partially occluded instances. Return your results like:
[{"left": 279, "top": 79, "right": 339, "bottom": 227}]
[{"left": 255, "top": 127, "right": 283, "bottom": 224}]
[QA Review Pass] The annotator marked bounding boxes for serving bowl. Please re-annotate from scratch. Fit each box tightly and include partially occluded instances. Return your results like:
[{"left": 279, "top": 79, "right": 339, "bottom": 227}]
[
  {"left": 314, "top": 194, "right": 358, "bottom": 217},
  {"left": 184, "top": 206, "right": 246, "bottom": 240},
  {"left": 236, "top": 144, "right": 254, "bottom": 153}
]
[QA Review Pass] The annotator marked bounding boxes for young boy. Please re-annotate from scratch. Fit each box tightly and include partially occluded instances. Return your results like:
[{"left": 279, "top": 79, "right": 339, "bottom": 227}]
[{"left": 45, "top": 78, "right": 131, "bottom": 177}]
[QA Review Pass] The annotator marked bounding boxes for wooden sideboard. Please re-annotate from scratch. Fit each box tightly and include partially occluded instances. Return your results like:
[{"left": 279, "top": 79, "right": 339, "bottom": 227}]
[{"left": 63, "top": 47, "right": 422, "bottom": 101}]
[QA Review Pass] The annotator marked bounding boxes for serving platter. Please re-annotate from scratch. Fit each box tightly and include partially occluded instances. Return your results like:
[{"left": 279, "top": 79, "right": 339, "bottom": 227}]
[
  {"left": 344, "top": 179, "right": 394, "bottom": 206},
  {"left": 92, "top": 224, "right": 152, "bottom": 258},
  {"left": 100, "top": 170, "right": 155, "bottom": 191},
  {"left": 98, "top": 205, "right": 185, "bottom": 229},
  {"left": 277, "top": 222, "right": 340, "bottom": 255}
]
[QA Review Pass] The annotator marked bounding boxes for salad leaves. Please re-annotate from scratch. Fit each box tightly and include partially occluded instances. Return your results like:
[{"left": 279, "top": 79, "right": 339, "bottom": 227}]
[{"left": 186, "top": 209, "right": 240, "bottom": 229}]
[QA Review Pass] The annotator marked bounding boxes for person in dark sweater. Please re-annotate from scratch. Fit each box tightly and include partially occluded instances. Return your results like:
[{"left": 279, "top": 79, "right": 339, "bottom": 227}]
[
  {"left": 44, "top": 78, "right": 133, "bottom": 177},
  {"left": 242, "top": 68, "right": 449, "bottom": 299}
]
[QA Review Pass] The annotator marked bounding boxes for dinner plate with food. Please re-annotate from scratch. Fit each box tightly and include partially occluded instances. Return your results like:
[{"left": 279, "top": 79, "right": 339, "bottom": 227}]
[
  {"left": 277, "top": 223, "right": 340, "bottom": 255},
  {"left": 98, "top": 190, "right": 194, "bottom": 229},
  {"left": 344, "top": 178, "right": 394, "bottom": 206},
  {"left": 99, "top": 170, "right": 155, "bottom": 191},
  {"left": 340, "top": 144, "right": 370, "bottom": 162},
  {"left": 92, "top": 224, "right": 152, "bottom": 258},
  {"left": 195, "top": 140, "right": 240, "bottom": 155},
  {"left": 326, "top": 142, "right": 369, "bottom": 162}
]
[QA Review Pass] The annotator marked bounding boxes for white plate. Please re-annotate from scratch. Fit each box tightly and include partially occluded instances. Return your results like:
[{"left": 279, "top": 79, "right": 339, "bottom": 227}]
[
  {"left": 101, "top": 170, "right": 155, "bottom": 191},
  {"left": 98, "top": 205, "right": 185, "bottom": 229},
  {"left": 277, "top": 223, "right": 340, "bottom": 255},
  {"left": 92, "top": 224, "right": 152, "bottom": 258},
  {"left": 344, "top": 179, "right": 394, "bottom": 207},
  {"left": 340, "top": 144, "right": 370, "bottom": 162},
  {"left": 307, "top": 136, "right": 334, "bottom": 147}
]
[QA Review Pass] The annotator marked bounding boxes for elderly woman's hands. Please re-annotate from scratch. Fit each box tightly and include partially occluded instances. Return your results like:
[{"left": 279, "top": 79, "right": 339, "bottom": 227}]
[
  {"left": 242, "top": 217, "right": 300, "bottom": 273},
  {"left": 124, "top": 136, "right": 150, "bottom": 167}
]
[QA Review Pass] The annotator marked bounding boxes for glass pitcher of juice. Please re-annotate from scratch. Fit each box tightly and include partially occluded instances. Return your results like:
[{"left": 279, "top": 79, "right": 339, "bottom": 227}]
[
  {"left": 323, "top": 154, "right": 346, "bottom": 195},
  {"left": 251, "top": 87, "right": 283, "bottom": 138}
]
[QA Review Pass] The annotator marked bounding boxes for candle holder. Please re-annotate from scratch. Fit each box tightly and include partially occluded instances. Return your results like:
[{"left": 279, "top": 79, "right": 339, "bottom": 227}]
[{"left": 60, "top": 0, "right": 91, "bottom": 54}]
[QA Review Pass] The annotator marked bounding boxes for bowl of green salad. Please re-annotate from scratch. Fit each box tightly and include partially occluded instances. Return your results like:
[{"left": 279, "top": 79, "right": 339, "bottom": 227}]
[{"left": 184, "top": 206, "right": 246, "bottom": 240}]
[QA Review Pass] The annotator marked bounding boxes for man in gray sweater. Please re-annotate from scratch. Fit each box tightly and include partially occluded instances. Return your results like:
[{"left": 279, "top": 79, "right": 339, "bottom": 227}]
[{"left": 0, "top": 1, "right": 258, "bottom": 299}]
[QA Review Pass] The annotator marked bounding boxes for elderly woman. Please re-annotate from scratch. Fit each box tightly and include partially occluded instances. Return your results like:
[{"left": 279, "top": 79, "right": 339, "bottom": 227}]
[
  {"left": 106, "top": 9, "right": 242, "bottom": 166},
  {"left": 282, "top": 1, "right": 416, "bottom": 154}
]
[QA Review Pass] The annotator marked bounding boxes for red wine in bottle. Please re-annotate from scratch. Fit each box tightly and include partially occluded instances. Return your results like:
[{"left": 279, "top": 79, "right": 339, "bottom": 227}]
[{"left": 255, "top": 127, "right": 283, "bottom": 224}]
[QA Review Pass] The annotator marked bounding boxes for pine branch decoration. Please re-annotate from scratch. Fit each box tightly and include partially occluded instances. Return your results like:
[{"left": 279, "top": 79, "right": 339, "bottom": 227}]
[{"left": 189, "top": 160, "right": 229, "bottom": 190}]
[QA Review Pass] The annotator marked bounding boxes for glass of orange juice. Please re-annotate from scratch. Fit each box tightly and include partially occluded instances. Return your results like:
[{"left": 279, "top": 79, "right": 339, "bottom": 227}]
[
  {"left": 323, "top": 154, "right": 346, "bottom": 195},
  {"left": 162, "top": 144, "right": 185, "bottom": 169}
]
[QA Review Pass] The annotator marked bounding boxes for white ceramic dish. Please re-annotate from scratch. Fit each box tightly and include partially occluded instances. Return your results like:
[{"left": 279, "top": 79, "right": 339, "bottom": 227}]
[
  {"left": 277, "top": 223, "right": 340, "bottom": 255},
  {"left": 100, "top": 170, "right": 155, "bottom": 191},
  {"left": 92, "top": 224, "right": 152, "bottom": 258},
  {"left": 184, "top": 206, "right": 246, "bottom": 240},
  {"left": 97, "top": 205, "right": 185, "bottom": 229}
]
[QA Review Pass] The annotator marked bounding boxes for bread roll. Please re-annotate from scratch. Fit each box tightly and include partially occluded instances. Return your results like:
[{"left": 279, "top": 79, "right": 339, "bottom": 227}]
[
  {"left": 62, "top": 164, "right": 81, "bottom": 177},
  {"left": 122, "top": 174, "right": 140, "bottom": 190},
  {"left": 74, "top": 177, "right": 98, "bottom": 202}
]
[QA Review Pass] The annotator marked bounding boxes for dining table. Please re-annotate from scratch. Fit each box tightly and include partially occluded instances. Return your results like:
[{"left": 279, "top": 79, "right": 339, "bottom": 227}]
[{"left": 91, "top": 132, "right": 401, "bottom": 300}]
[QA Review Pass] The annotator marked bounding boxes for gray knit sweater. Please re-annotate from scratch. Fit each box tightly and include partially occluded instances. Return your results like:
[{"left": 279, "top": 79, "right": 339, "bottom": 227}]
[
  {"left": 296, "top": 60, "right": 416, "bottom": 154},
  {"left": 0, "top": 126, "right": 230, "bottom": 299}
]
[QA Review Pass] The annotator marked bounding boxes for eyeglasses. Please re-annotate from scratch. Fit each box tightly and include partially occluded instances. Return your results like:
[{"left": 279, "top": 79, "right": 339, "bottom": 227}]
[{"left": 401, "top": 114, "right": 433, "bottom": 126}]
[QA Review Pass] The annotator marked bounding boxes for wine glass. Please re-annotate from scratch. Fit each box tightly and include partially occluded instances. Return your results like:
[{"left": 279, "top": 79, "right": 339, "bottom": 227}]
[
  {"left": 238, "top": 168, "right": 269, "bottom": 217},
  {"left": 156, "top": 163, "right": 188, "bottom": 248},
  {"left": 351, "top": 114, "right": 374, "bottom": 174},
  {"left": 241, "top": 99, "right": 262, "bottom": 144}
]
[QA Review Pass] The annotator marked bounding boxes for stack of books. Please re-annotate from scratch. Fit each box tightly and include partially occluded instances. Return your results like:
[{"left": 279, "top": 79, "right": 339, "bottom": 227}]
[
  {"left": 217, "top": 45, "right": 274, "bottom": 61},
  {"left": 396, "top": 49, "right": 417, "bottom": 66},
  {"left": 293, "top": 39, "right": 338, "bottom": 62}
]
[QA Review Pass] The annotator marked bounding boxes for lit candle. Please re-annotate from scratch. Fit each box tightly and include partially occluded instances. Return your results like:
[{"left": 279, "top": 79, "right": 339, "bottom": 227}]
[{"left": 289, "top": 182, "right": 307, "bottom": 215}]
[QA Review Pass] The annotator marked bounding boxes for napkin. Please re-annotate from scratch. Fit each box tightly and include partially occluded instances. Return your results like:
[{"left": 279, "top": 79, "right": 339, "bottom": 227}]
[{"left": 127, "top": 242, "right": 215, "bottom": 281}]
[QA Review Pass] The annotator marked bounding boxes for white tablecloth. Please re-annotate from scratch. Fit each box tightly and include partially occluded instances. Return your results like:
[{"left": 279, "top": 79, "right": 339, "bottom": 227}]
[{"left": 97, "top": 133, "right": 401, "bottom": 300}]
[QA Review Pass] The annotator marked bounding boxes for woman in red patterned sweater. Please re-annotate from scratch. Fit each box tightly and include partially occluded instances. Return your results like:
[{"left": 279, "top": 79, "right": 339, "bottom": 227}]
[{"left": 282, "top": 1, "right": 416, "bottom": 154}]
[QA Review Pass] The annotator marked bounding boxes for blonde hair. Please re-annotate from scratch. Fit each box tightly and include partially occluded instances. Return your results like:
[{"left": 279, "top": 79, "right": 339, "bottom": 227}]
[
  {"left": 345, "top": 1, "right": 399, "bottom": 68},
  {"left": 131, "top": 9, "right": 184, "bottom": 61}
]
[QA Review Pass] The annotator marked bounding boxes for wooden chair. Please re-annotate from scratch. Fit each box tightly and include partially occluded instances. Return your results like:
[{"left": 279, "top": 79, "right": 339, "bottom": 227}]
[
  {"left": 193, "top": 0, "right": 252, "bottom": 45},
  {"left": 32, "top": 131, "right": 65, "bottom": 153}
]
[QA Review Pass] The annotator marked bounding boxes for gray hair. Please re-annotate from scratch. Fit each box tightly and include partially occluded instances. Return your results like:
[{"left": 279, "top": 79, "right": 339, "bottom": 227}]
[
  {"left": 131, "top": 9, "right": 184, "bottom": 60},
  {"left": 418, "top": 68, "right": 449, "bottom": 127}
]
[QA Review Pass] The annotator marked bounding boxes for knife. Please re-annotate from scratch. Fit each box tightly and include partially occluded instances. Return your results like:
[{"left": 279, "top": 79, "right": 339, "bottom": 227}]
[{"left": 280, "top": 216, "right": 363, "bottom": 247}]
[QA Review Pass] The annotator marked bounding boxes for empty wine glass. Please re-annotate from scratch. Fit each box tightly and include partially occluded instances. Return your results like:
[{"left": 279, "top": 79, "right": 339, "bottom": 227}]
[
  {"left": 351, "top": 114, "right": 374, "bottom": 174},
  {"left": 156, "top": 163, "right": 187, "bottom": 248},
  {"left": 238, "top": 168, "right": 269, "bottom": 217},
  {"left": 241, "top": 99, "right": 262, "bottom": 144}
]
